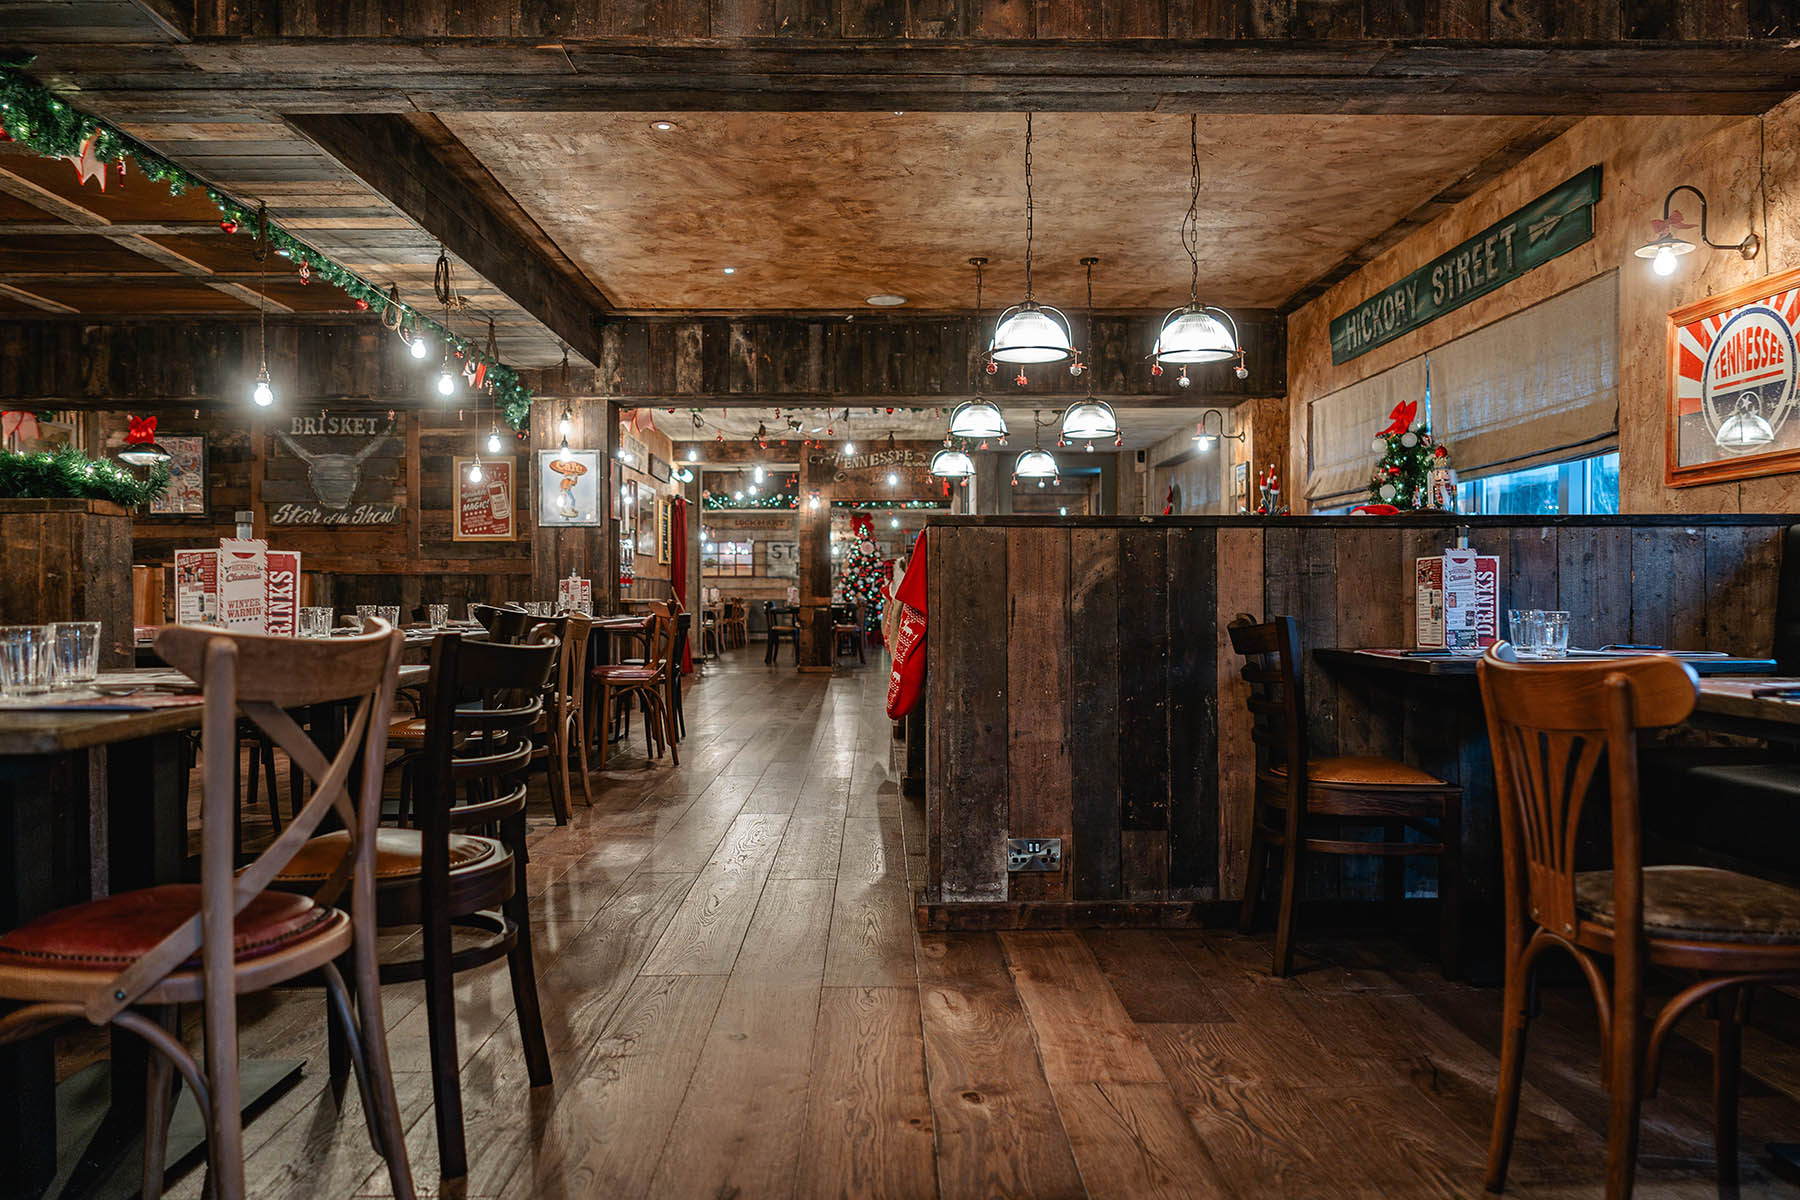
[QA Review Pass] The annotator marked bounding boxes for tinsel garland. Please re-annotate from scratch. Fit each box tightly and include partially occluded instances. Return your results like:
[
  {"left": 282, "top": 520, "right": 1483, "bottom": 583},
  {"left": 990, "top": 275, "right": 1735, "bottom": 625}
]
[
  {"left": 0, "top": 445, "right": 170, "bottom": 506},
  {"left": 0, "top": 65, "right": 535, "bottom": 432},
  {"left": 702, "top": 490, "right": 799, "bottom": 510}
]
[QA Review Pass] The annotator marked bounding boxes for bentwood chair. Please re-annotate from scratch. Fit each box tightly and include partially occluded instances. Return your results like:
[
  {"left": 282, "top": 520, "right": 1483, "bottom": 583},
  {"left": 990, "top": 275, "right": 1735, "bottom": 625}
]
[
  {"left": 724, "top": 599, "right": 749, "bottom": 649},
  {"left": 589, "top": 602, "right": 680, "bottom": 768},
  {"left": 1479, "top": 647, "right": 1800, "bottom": 1199},
  {"left": 471, "top": 602, "right": 531, "bottom": 644},
  {"left": 832, "top": 600, "right": 867, "bottom": 664},
  {"left": 526, "top": 612, "right": 595, "bottom": 819},
  {"left": 276, "top": 632, "right": 557, "bottom": 1182},
  {"left": 764, "top": 600, "right": 800, "bottom": 665},
  {"left": 1228, "top": 615, "right": 1463, "bottom": 978},
  {"left": 0, "top": 622, "right": 414, "bottom": 1200}
]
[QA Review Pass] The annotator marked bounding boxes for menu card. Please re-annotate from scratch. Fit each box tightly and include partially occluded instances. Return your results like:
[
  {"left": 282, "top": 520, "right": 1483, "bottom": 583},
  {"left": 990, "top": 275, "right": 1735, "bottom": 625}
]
[
  {"left": 559, "top": 575, "right": 593, "bottom": 616},
  {"left": 173, "top": 541, "right": 302, "bottom": 634},
  {"left": 1416, "top": 548, "right": 1498, "bottom": 651}
]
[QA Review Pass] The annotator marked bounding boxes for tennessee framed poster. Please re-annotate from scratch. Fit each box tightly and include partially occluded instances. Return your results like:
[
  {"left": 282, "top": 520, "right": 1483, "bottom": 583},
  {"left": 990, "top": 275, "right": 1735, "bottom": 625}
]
[{"left": 1667, "top": 265, "right": 1800, "bottom": 487}]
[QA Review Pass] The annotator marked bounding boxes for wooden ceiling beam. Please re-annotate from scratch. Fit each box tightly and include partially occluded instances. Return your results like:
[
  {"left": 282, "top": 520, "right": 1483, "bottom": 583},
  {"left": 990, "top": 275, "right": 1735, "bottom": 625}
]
[
  {"left": 284, "top": 113, "right": 608, "bottom": 365},
  {"left": 0, "top": 159, "right": 294, "bottom": 313},
  {"left": 28, "top": 40, "right": 1800, "bottom": 117},
  {"left": 0, "top": 283, "right": 79, "bottom": 314}
]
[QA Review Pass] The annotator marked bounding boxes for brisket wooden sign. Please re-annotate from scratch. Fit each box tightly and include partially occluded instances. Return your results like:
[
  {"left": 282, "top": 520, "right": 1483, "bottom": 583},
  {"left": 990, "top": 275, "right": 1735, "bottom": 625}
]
[
  {"left": 1329, "top": 165, "right": 1603, "bottom": 364},
  {"left": 262, "top": 413, "right": 404, "bottom": 526}
]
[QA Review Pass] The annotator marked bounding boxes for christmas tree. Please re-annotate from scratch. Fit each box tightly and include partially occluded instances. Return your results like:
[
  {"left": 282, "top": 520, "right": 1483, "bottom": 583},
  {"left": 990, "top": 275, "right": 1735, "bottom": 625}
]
[
  {"left": 839, "top": 519, "right": 889, "bottom": 626},
  {"left": 1366, "top": 359, "right": 1453, "bottom": 511}
]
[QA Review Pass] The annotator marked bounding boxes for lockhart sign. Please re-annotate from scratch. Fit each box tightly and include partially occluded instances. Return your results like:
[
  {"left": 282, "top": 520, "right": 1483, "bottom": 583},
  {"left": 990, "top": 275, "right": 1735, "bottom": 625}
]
[{"left": 1329, "top": 165, "right": 1603, "bottom": 364}]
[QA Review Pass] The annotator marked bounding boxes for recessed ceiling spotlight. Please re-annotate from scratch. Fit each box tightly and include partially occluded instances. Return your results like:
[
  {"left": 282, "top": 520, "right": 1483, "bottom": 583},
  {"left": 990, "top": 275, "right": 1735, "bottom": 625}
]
[
  {"left": 722, "top": 267, "right": 737, "bottom": 275},
  {"left": 649, "top": 120, "right": 677, "bottom": 132},
  {"left": 866, "top": 294, "right": 907, "bottom": 306}
]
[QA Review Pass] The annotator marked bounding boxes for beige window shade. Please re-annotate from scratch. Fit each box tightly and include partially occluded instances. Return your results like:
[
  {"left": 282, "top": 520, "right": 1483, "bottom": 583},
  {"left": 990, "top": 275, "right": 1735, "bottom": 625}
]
[
  {"left": 1306, "top": 273, "right": 1619, "bottom": 505},
  {"left": 1433, "top": 273, "right": 1619, "bottom": 478},
  {"left": 1306, "top": 357, "right": 1426, "bottom": 506}
]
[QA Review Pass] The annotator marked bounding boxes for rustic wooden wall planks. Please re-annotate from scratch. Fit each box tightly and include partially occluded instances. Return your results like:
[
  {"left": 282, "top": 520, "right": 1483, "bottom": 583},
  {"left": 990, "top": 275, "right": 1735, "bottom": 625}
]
[
  {"left": 0, "top": 500, "right": 134, "bottom": 667},
  {"left": 924, "top": 514, "right": 1792, "bottom": 926}
]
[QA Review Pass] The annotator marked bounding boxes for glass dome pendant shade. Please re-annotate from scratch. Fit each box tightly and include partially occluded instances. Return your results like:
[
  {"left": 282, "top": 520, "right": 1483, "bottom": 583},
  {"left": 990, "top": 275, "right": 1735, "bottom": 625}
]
[
  {"left": 1059, "top": 399, "right": 1119, "bottom": 444},
  {"left": 117, "top": 440, "right": 171, "bottom": 468},
  {"left": 989, "top": 301, "right": 1077, "bottom": 365},
  {"left": 949, "top": 399, "right": 1008, "bottom": 440},
  {"left": 1012, "top": 446, "right": 1058, "bottom": 484},
  {"left": 1716, "top": 392, "right": 1775, "bottom": 451},
  {"left": 930, "top": 447, "right": 976, "bottom": 479},
  {"left": 1152, "top": 304, "right": 1240, "bottom": 365}
]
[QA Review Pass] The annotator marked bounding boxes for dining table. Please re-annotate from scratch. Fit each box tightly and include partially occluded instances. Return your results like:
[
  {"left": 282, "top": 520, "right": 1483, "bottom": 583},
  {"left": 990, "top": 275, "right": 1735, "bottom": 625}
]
[{"left": 0, "top": 660, "right": 427, "bottom": 1200}]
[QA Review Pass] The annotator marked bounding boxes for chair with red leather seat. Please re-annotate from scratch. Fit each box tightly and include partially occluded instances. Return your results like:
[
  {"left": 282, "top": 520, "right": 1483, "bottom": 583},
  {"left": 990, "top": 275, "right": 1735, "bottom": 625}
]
[
  {"left": 588, "top": 602, "right": 679, "bottom": 768},
  {"left": 1228, "top": 615, "right": 1463, "bottom": 978},
  {"left": 0, "top": 621, "right": 414, "bottom": 1200}
]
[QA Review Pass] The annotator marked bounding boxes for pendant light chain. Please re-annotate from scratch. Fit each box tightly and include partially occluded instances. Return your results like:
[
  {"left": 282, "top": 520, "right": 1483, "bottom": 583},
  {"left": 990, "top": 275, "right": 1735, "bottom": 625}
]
[
  {"left": 1023, "top": 113, "right": 1035, "bottom": 300},
  {"left": 256, "top": 201, "right": 268, "bottom": 368},
  {"left": 972, "top": 256, "right": 987, "bottom": 393},
  {"left": 1183, "top": 112, "right": 1201, "bottom": 306}
]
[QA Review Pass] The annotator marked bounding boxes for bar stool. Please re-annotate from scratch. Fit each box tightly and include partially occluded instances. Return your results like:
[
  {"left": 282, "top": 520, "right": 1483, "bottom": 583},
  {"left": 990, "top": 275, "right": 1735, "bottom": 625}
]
[
  {"left": 1479, "top": 647, "right": 1800, "bottom": 1199},
  {"left": 0, "top": 622, "right": 414, "bottom": 1200},
  {"left": 1228, "top": 615, "right": 1462, "bottom": 978}
]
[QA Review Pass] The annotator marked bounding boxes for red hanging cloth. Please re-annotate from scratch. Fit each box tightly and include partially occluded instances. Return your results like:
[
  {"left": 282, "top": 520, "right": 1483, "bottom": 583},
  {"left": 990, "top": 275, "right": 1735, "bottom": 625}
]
[{"left": 670, "top": 496, "right": 694, "bottom": 675}]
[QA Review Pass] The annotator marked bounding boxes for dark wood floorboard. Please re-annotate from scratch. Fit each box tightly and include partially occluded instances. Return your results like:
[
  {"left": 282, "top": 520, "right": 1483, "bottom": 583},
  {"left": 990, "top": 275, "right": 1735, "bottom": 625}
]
[{"left": 52, "top": 644, "right": 1800, "bottom": 1198}]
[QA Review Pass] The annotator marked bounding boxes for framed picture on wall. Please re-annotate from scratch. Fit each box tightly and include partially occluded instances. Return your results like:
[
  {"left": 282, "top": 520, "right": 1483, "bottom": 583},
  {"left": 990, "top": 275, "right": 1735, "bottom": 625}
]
[
  {"left": 151, "top": 435, "right": 207, "bottom": 515},
  {"left": 766, "top": 540, "right": 799, "bottom": 579},
  {"left": 634, "top": 482, "right": 656, "bottom": 557},
  {"left": 453, "top": 456, "right": 515, "bottom": 540},
  {"left": 656, "top": 496, "right": 673, "bottom": 564},
  {"left": 1667, "top": 264, "right": 1800, "bottom": 487},
  {"left": 537, "top": 447, "right": 602, "bottom": 526}
]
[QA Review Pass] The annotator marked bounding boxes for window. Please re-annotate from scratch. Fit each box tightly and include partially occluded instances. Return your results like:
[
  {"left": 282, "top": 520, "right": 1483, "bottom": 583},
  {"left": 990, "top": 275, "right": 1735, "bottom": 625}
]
[
  {"left": 701, "top": 540, "right": 754, "bottom": 576},
  {"left": 1455, "top": 451, "right": 1619, "bottom": 516}
]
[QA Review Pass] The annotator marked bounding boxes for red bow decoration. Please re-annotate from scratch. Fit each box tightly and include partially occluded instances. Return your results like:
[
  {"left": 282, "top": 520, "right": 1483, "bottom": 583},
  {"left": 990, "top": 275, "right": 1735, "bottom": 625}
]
[
  {"left": 1378, "top": 399, "right": 1418, "bottom": 438},
  {"left": 1650, "top": 210, "right": 1696, "bottom": 237},
  {"left": 126, "top": 415, "right": 157, "bottom": 445}
]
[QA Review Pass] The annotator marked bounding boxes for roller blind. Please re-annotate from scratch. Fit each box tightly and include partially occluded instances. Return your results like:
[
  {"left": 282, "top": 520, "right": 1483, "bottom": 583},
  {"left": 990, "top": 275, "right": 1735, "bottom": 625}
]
[{"left": 1306, "top": 273, "right": 1619, "bottom": 505}]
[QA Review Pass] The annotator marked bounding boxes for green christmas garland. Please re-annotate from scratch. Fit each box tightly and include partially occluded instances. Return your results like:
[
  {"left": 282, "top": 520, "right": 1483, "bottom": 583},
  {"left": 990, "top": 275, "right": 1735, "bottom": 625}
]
[
  {"left": 0, "top": 65, "right": 534, "bottom": 431},
  {"left": 0, "top": 445, "right": 169, "bottom": 507}
]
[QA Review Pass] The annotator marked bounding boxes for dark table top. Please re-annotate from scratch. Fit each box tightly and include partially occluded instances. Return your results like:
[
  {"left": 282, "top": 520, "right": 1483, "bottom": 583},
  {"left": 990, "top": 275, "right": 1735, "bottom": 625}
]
[
  {"left": 1315, "top": 647, "right": 1781, "bottom": 679},
  {"left": 0, "top": 663, "right": 429, "bottom": 757}
]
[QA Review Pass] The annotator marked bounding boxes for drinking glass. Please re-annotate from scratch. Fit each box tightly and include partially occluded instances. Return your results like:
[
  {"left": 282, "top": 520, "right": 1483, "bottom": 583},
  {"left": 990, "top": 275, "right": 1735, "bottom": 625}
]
[
  {"left": 50, "top": 622, "right": 102, "bottom": 688},
  {"left": 0, "top": 626, "right": 52, "bottom": 696},
  {"left": 355, "top": 604, "right": 379, "bottom": 628},
  {"left": 1507, "top": 609, "right": 1542, "bottom": 655},
  {"left": 428, "top": 604, "right": 450, "bottom": 629},
  {"left": 300, "top": 607, "right": 334, "bottom": 638},
  {"left": 377, "top": 606, "right": 401, "bottom": 627},
  {"left": 1538, "top": 611, "right": 1571, "bottom": 658}
]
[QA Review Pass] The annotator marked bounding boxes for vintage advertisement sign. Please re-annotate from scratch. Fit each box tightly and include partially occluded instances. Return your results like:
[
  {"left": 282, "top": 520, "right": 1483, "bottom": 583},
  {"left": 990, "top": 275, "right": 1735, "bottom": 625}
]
[
  {"left": 539, "top": 448, "right": 603, "bottom": 526},
  {"left": 453, "top": 457, "right": 515, "bottom": 541},
  {"left": 1667, "top": 265, "right": 1800, "bottom": 487},
  {"left": 263, "top": 413, "right": 403, "bottom": 526},
  {"left": 805, "top": 442, "right": 938, "bottom": 497},
  {"left": 149, "top": 435, "right": 206, "bottom": 515},
  {"left": 1330, "top": 166, "right": 1603, "bottom": 364},
  {"left": 174, "top": 549, "right": 217, "bottom": 624}
]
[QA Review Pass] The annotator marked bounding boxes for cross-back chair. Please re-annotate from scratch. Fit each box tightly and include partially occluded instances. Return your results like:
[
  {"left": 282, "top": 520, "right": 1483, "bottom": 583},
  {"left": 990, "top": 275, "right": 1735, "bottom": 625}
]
[
  {"left": 1228, "top": 614, "right": 1462, "bottom": 978},
  {"left": 274, "top": 631, "right": 557, "bottom": 1181},
  {"left": 588, "top": 601, "right": 680, "bottom": 768},
  {"left": 0, "top": 621, "right": 414, "bottom": 1200},
  {"left": 1479, "top": 647, "right": 1800, "bottom": 1198}
]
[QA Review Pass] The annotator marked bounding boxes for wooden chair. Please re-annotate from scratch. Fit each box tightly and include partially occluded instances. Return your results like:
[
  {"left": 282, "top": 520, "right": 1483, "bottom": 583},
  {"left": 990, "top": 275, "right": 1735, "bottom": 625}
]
[
  {"left": 276, "top": 632, "right": 557, "bottom": 1182},
  {"left": 527, "top": 612, "right": 595, "bottom": 819},
  {"left": 0, "top": 622, "right": 414, "bottom": 1200},
  {"left": 1228, "top": 615, "right": 1462, "bottom": 978},
  {"left": 724, "top": 598, "right": 749, "bottom": 649},
  {"left": 588, "top": 602, "right": 680, "bottom": 768},
  {"left": 1479, "top": 647, "right": 1800, "bottom": 1199},
  {"left": 471, "top": 602, "right": 530, "bottom": 644},
  {"left": 764, "top": 600, "right": 800, "bottom": 665},
  {"left": 832, "top": 600, "right": 867, "bottom": 664}
]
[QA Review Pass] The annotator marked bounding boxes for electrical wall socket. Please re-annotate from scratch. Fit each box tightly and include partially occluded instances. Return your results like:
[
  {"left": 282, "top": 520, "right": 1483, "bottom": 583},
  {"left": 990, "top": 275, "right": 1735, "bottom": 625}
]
[{"left": 1006, "top": 837, "right": 1063, "bottom": 872}]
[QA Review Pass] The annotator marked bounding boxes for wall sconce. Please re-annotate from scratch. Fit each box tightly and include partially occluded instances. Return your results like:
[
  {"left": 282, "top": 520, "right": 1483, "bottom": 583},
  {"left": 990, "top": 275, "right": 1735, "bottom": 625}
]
[
  {"left": 1634, "top": 185, "right": 1760, "bottom": 278},
  {"left": 1192, "top": 410, "right": 1244, "bottom": 450}
]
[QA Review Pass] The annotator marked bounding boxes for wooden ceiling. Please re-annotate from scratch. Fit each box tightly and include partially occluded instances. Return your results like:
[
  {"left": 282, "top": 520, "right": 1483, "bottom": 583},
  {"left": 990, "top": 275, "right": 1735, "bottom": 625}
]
[
  {"left": 443, "top": 112, "right": 1548, "bottom": 313},
  {"left": 668, "top": 404, "right": 1217, "bottom": 452}
]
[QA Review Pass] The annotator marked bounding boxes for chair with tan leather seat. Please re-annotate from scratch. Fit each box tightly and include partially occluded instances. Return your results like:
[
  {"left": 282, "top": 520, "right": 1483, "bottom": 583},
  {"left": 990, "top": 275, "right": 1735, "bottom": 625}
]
[
  {"left": 588, "top": 602, "right": 679, "bottom": 768},
  {"left": 0, "top": 622, "right": 414, "bottom": 1200},
  {"left": 1479, "top": 647, "right": 1800, "bottom": 1199},
  {"left": 274, "top": 631, "right": 557, "bottom": 1183},
  {"left": 1228, "top": 615, "right": 1462, "bottom": 978}
]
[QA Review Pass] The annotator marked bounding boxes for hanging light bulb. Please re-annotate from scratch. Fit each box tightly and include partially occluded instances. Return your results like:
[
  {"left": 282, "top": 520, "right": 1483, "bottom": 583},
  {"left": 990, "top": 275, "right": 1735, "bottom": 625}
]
[
  {"left": 886, "top": 472, "right": 898, "bottom": 486},
  {"left": 436, "top": 360, "right": 457, "bottom": 397},
  {"left": 557, "top": 407, "right": 574, "bottom": 438},
  {"left": 754, "top": 465, "right": 765, "bottom": 484},
  {"left": 249, "top": 203, "right": 276, "bottom": 409},
  {"left": 466, "top": 457, "right": 485, "bottom": 484},
  {"left": 843, "top": 439, "right": 856, "bottom": 454},
  {"left": 486, "top": 426, "right": 504, "bottom": 455},
  {"left": 989, "top": 115, "right": 1076, "bottom": 367},
  {"left": 889, "top": 516, "right": 900, "bottom": 529},
  {"left": 686, "top": 447, "right": 699, "bottom": 462},
  {"left": 251, "top": 366, "right": 275, "bottom": 408},
  {"left": 1152, "top": 115, "right": 1248, "bottom": 379}
]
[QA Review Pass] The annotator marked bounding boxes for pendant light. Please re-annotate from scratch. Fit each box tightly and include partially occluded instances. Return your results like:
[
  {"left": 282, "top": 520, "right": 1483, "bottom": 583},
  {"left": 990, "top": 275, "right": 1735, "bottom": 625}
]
[
  {"left": 433, "top": 246, "right": 458, "bottom": 399},
  {"left": 250, "top": 202, "right": 275, "bottom": 408},
  {"left": 1634, "top": 185, "right": 1759, "bottom": 278},
  {"left": 1059, "top": 256, "right": 1119, "bottom": 451},
  {"left": 989, "top": 114, "right": 1076, "bottom": 367},
  {"left": 1152, "top": 115, "right": 1248, "bottom": 380},
  {"left": 949, "top": 257, "right": 1009, "bottom": 441},
  {"left": 1012, "top": 410, "right": 1058, "bottom": 486},
  {"left": 930, "top": 446, "right": 976, "bottom": 479}
]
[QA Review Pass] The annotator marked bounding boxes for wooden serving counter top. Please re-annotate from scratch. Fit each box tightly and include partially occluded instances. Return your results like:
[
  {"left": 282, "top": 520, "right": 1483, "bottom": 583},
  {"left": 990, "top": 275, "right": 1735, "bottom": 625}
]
[{"left": 921, "top": 513, "right": 1793, "bottom": 929}]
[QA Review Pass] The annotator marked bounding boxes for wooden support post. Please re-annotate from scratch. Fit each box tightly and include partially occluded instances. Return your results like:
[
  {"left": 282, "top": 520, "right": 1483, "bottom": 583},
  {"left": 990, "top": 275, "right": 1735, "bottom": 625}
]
[{"left": 795, "top": 456, "right": 833, "bottom": 671}]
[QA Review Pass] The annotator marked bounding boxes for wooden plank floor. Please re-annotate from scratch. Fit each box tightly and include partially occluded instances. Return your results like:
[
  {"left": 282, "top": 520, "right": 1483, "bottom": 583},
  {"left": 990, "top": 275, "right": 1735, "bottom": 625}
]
[{"left": 94, "top": 646, "right": 1800, "bottom": 1197}]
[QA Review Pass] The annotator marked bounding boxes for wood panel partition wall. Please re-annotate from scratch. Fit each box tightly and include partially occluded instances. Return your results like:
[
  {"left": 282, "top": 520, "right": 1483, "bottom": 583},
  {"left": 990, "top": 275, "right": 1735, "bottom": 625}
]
[{"left": 922, "top": 514, "right": 1790, "bottom": 929}]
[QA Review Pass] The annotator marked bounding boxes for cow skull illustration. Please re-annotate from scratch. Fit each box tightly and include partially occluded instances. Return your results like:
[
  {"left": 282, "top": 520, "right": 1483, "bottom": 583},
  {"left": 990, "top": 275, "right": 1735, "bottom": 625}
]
[{"left": 276, "top": 431, "right": 391, "bottom": 510}]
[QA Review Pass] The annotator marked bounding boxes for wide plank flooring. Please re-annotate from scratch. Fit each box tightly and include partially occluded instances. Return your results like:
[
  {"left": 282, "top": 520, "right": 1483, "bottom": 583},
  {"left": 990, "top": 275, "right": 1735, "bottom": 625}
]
[{"left": 99, "top": 646, "right": 1800, "bottom": 1197}]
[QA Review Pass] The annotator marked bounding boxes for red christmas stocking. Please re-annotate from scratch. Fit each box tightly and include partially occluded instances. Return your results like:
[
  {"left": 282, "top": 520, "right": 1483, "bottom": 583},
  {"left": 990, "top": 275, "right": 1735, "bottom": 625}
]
[{"left": 886, "top": 530, "right": 929, "bottom": 720}]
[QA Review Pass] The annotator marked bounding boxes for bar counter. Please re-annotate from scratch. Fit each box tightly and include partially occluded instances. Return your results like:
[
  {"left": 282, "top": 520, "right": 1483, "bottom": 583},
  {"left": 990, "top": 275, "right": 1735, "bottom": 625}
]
[{"left": 920, "top": 513, "right": 1793, "bottom": 930}]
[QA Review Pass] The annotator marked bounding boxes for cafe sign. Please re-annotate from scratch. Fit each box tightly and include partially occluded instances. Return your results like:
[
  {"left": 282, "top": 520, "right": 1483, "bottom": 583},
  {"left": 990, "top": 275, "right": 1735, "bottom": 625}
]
[{"left": 1329, "top": 165, "right": 1603, "bottom": 364}]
